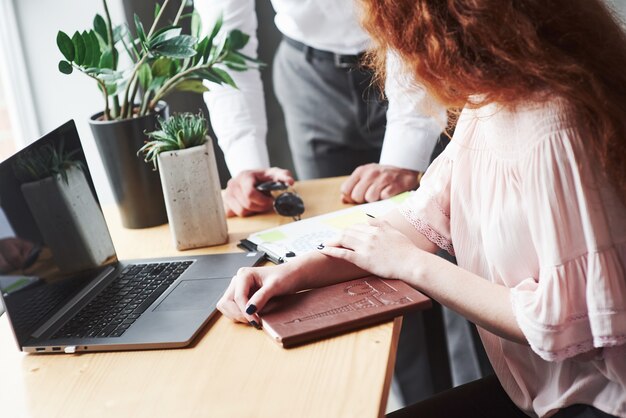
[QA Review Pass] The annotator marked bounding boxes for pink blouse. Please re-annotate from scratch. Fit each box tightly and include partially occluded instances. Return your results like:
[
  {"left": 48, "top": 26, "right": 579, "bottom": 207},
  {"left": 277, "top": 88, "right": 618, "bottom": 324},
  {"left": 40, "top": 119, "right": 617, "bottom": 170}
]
[{"left": 399, "top": 101, "right": 626, "bottom": 417}]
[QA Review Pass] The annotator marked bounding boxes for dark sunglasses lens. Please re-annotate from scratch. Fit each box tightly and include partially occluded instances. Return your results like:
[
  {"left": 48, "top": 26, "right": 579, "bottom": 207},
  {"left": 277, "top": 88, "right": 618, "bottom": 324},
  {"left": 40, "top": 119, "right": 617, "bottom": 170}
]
[
  {"left": 274, "top": 192, "right": 305, "bottom": 217},
  {"left": 256, "top": 181, "right": 288, "bottom": 193}
]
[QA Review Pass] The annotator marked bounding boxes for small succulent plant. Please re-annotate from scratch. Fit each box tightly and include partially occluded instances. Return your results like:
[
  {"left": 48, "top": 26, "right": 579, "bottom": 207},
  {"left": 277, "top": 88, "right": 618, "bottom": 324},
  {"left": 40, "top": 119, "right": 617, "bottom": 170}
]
[
  {"left": 13, "top": 139, "right": 84, "bottom": 184},
  {"left": 138, "top": 111, "right": 209, "bottom": 169}
]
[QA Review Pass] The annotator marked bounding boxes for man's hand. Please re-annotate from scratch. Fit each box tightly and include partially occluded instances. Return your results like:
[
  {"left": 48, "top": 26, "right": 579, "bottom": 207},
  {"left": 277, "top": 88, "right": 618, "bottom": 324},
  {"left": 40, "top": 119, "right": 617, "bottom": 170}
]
[
  {"left": 340, "top": 163, "right": 421, "bottom": 204},
  {"left": 0, "top": 237, "right": 34, "bottom": 273},
  {"left": 224, "top": 167, "right": 294, "bottom": 217}
]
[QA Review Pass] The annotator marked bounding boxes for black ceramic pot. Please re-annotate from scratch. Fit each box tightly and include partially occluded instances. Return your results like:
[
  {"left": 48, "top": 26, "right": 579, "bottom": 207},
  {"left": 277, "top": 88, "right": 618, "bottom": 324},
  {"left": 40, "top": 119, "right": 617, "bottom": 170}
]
[{"left": 88, "top": 103, "right": 169, "bottom": 229}]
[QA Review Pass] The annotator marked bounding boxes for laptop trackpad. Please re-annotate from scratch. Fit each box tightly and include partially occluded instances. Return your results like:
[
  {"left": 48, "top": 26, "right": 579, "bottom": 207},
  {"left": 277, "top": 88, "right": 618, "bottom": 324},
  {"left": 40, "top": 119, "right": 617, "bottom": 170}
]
[{"left": 154, "top": 279, "right": 227, "bottom": 312}]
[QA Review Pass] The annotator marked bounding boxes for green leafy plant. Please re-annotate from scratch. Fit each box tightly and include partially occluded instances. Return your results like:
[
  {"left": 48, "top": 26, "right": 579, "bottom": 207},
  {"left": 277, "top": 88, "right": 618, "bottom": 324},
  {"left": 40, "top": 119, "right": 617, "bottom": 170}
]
[
  {"left": 56, "top": 0, "right": 259, "bottom": 121},
  {"left": 138, "top": 111, "right": 208, "bottom": 168},
  {"left": 13, "top": 139, "right": 84, "bottom": 185}
]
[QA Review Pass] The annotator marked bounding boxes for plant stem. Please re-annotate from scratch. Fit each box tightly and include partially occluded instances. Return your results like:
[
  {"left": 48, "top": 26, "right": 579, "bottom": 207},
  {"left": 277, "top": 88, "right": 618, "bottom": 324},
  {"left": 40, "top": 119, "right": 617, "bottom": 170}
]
[
  {"left": 128, "top": 79, "right": 140, "bottom": 115},
  {"left": 149, "top": 63, "right": 200, "bottom": 108},
  {"left": 120, "top": 54, "right": 148, "bottom": 118},
  {"left": 139, "top": 90, "right": 152, "bottom": 116},
  {"left": 102, "top": 0, "right": 119, "bottom": 118},
  {"left": 149, "top": 44, "right": 233, "bottom": 109},
  {"left": 102, "top": 0, "right": 115, "bottom": 55},
  {"left": 147, "top": 0, "right": 170, "bottom": 38},
  {"left": 173, "top": 0, "right": 187, "bottom": 26},
  {"left": 79, "top": 65, "right": 111, "bottom": 120}
]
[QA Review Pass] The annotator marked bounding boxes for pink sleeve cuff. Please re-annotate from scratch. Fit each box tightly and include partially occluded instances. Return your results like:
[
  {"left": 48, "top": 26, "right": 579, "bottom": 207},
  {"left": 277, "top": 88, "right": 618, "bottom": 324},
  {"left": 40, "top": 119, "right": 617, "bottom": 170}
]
[{"left": 511, "top": 244, "right": 626, "bottom": 362}]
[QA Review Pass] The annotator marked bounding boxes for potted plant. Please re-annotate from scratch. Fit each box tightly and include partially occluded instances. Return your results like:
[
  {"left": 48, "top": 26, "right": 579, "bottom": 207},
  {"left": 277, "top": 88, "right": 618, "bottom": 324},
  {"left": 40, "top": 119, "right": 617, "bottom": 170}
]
[
  {"left": 56, "top": 0, "right": 258, "bottom": 229},
  {"left": 13, "top": 140, "right": 115, "bottom": 274},
  {"left": 139, "top": 112, "right": 227, "bottom": 250}
]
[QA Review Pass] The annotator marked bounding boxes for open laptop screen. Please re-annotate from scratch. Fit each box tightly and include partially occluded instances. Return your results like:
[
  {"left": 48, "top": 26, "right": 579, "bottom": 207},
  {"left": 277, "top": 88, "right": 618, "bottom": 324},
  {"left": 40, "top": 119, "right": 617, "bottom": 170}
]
[{"left": 0, "top": 120, "right": 117, "bottom": 346}]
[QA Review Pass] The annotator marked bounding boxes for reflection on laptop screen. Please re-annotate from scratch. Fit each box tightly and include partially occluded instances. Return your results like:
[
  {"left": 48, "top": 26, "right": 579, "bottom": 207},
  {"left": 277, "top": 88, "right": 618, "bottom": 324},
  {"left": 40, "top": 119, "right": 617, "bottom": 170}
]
[{"left": 0, "top": 120, "right": 117, "bottom": 346}]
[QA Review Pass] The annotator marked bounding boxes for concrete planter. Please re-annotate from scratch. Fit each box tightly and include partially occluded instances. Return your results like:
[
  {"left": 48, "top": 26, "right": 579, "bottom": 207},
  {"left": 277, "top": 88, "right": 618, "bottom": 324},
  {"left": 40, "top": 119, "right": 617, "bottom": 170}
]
[
  {"left": 20, "top": 166, "right": 115, "bottom": 274},
  {"left": 157, "top": 140, "right": 228, "bottom": 250}
]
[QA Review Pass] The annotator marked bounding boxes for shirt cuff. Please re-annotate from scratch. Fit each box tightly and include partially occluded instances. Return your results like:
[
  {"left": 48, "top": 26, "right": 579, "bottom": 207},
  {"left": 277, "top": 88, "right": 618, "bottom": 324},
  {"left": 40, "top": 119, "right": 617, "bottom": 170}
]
[
  {"left": 379, "top": 125, "right": 441, "bottom": 172},
  {"left": 221, "top": 136, "right": 270, "bottom": 176}
]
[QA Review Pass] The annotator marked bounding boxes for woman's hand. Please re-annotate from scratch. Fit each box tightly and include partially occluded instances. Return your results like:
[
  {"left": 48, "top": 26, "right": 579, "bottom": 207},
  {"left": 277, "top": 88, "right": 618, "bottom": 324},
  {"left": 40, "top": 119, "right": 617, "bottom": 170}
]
[
  {"left": 319, "top": 218, "right": 424, "bottom": 281},
  {"left": 216, "top": 264, "right": 302, "bottom": 327}
]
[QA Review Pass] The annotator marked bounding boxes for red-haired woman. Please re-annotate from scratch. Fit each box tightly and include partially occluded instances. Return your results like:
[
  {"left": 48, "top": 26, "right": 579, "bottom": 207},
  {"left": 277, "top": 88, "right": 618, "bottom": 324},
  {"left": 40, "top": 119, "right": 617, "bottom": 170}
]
[{"left": 217, "top": 1, "right": 626, "bottom": 416}]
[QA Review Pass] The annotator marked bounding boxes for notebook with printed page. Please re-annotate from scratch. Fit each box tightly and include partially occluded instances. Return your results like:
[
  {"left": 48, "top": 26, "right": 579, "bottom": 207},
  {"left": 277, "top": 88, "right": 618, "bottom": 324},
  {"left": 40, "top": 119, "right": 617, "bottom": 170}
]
[{"left": 239, "top": 192, "right": 413, "bottom": 264}]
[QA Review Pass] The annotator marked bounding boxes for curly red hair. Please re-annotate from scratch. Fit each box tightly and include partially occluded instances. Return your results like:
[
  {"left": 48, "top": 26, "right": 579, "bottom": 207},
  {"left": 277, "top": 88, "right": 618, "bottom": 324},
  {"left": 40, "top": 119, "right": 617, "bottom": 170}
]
[{"left": 361, "top": 0, "right": 626, "bottom": 197}]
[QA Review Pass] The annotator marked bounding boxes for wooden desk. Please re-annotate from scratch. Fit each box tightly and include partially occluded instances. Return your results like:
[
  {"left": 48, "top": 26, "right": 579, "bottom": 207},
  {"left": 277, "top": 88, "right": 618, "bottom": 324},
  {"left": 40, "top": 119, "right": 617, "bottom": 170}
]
[{"left": 0, "top": 177, "right": 402, "bottom": 418}]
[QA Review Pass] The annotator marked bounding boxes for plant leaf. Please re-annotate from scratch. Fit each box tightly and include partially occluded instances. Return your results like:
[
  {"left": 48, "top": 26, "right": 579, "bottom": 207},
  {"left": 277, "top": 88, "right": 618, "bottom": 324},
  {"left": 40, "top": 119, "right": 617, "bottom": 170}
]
[
  {"left": 57, "top": 31, "right": 75, "bottom": 62},
  {"left": 82, "top": 31, "right": 94, "bottom": 69},
  {"left": 147, "top": 26, "right": 182, "bottom": 49},
  {"left": 210, "top": 67, "right": 237, "bottom": 88},
  {"left": 93, "top": 14, "right": 108, "bottom": 42},
  {"left": 194, "top": 36, "right": 209, "bottom": 65},
  {"left": 207, "top": 13, "right": 223, "bottom": 47},
  {"left": 137, "top": 63, "right": 152, "bottom": 91},
  {"left": 105, "top": 82, "right": 118, "bottom": 95},
  {"left": 173, "top": 80, "right": 209, "bottom": 93},
  {"left": 151, "top": 57, "right": 173, "bottom": 77},
  {"left": 71, "top": 32, "right": 86, "bottom": 66},
  {"left": 191, "top": 10, "right": 202, "bottom": 38},
  {"left": 99, "top": 48, "right": 114, "bottom": 69},
  {"left": 154, "top": 2, "right": 162, "bottom": 19},
  {"left": 134, "top": 14, "right": 147, "bottom": 46},
  {"left": 148, "top": 75, "right": 167, "bottom": 92},
  {"left": 195, "top": 68, "right": 223, "bottom": 84},
  {"left": 113, "top": 25, "right": 124, "bottom": 43},
  {"left": 222, "top": 52, "right": 249, "bottom": 71},
  {"left": 89, "top": 30, "right": 102, "bottom": 67},
  {"left": 58, "top": 60, "right": 73, "bottom": 74},
  {"left": 150, "top": 35, "right": 197, "bottom": 59},
  {"left": 208, "top": 33, "right": 228, "bottom": 64},
  {"left": 227, "top": 29, "right": 249, "bottom": 50}
]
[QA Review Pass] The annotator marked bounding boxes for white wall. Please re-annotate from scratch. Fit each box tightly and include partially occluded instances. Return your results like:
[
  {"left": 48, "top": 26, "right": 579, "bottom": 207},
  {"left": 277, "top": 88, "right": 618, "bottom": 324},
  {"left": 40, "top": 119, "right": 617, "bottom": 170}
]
[{"left": 12, "top": 0, "right": 127, "bottom": 205}]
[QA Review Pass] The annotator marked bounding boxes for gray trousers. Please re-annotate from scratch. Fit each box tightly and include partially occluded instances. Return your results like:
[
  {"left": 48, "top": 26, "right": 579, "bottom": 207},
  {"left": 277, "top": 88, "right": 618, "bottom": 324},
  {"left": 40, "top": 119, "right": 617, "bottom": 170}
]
[
  {"left": 273, "top": 39, "right": 387, "bottom": 180},
  {"left": 272, "top": 38, "right": 488, "bottom": 406}
]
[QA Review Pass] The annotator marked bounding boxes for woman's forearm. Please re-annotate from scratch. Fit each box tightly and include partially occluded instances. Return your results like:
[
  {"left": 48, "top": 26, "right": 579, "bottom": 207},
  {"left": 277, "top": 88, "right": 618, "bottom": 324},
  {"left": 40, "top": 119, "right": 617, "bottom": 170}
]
[{"left": 411, "top": 253, "right": 527, "bottom": 345}]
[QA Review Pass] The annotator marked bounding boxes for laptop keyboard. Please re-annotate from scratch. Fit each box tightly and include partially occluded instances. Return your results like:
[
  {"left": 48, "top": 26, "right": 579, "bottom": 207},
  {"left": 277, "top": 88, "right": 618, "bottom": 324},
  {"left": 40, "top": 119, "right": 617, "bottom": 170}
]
[{"left": 52, "top": 261, "right": 192, "bottom": 339}]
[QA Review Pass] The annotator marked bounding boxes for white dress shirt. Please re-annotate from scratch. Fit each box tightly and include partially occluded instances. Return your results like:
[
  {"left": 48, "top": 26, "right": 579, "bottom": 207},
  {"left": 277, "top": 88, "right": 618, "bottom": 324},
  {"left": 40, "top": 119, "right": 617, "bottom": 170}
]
[{"left": 195, "top": 0, "right": 446, "bottom": 176}]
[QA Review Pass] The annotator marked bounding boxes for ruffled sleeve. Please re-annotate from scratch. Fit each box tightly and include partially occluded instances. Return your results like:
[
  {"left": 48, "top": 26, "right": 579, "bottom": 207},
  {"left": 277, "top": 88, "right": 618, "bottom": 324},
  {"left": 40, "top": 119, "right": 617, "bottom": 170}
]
[
  {"left": 398, "top": 147, "right": 454, "bottom": 255},
  {"left": 511, "top": 128, "right": 626, "bottom": 362}
]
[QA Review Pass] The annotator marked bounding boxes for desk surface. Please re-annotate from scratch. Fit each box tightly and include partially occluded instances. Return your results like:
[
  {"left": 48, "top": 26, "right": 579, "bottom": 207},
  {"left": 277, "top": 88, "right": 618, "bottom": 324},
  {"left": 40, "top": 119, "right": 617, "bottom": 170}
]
[{"left": 0, "top": 177, "right": 401, "bottom": 418}]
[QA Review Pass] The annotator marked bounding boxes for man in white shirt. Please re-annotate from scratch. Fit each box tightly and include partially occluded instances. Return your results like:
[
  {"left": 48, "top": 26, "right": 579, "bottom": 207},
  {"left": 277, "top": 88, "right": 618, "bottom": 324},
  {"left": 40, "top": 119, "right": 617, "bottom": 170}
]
[{"left": 195, "top": 0, "right": 445, "bottom": 217}]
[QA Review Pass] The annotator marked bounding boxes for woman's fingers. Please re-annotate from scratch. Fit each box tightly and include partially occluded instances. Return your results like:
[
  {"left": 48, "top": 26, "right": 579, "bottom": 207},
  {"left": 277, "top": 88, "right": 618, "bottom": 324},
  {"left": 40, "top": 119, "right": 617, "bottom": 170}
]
[
  {"left": 323, "top": 223, "right": 377, "bottom": 250},
  {"left": 317, "top": 245, "right": 358, "bottom": 263},
  {"left": 233, "top": 268, "right": 262, "bottom": 324},
  {"left": 216, "top": 280, "right": 249, "bottom": 323}
]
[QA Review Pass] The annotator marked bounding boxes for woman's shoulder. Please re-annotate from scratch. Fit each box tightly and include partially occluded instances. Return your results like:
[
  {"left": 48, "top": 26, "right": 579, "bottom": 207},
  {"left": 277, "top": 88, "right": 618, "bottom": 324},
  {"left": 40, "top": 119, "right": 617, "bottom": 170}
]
[{"left": 458, "top": 98, "right": 574, "bottom": 158}]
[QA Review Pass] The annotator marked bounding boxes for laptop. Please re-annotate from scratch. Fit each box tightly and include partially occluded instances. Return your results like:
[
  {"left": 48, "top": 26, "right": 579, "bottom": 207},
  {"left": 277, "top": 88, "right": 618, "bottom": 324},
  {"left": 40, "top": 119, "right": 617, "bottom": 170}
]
[{"left": 0, "top": 120, "right": 264, "bottom": 353}]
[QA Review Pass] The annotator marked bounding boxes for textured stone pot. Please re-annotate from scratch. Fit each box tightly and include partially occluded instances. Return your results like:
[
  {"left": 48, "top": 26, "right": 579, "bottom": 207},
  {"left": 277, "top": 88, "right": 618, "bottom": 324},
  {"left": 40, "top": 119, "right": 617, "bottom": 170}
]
[
  {"left": 157, "top": 140, "right": 228, "bottom": 250},
  {"left": 20, "top": 166, "right": 115, "bottom": 274},
  {"left": 88, "top": 103, "right": 169, "bottom": 229}
]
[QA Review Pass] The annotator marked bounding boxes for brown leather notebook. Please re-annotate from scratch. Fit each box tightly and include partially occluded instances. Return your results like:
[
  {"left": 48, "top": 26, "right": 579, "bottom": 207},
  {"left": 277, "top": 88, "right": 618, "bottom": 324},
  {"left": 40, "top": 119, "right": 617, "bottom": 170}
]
[{"left": 260, "top": 276, "right": 431, "bottom": 348}]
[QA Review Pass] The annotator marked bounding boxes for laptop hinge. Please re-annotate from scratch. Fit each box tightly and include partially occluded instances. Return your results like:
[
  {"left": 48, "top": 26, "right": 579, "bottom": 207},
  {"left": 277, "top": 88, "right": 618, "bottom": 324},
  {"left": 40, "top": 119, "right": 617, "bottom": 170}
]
[{"left": 31, "top": 265, "right": 116, "bottom": 339}]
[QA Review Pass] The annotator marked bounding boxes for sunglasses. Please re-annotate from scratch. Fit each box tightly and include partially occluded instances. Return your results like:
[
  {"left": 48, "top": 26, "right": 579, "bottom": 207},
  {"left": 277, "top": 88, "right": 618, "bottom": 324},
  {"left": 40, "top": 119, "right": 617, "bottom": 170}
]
[{"left": 256, "top": 181, "right": 305, "bottom": 221}]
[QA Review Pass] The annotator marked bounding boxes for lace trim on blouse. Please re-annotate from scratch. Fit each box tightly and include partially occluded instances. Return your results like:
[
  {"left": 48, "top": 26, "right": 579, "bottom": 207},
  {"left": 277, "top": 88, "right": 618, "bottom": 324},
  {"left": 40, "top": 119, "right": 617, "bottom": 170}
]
[{"left": 400, "top": 206, "right": 455, "bottom": 256}]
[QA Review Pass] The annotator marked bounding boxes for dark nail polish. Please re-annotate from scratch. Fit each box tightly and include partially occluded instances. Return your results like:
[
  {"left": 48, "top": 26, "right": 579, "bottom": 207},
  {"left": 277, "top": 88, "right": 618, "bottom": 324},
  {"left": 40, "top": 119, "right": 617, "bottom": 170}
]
[
  {"left": 249, "top": 320, "right": 260, "bottom": 329},
  {"left": 246, "top": 304, "right": 257, "bottom": 315},
  {"left": 316, "top": 244, "right": 324, "bottom": 250},
  {"left": 285, "top": 251, "right": 296, "bottom": 258}
]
